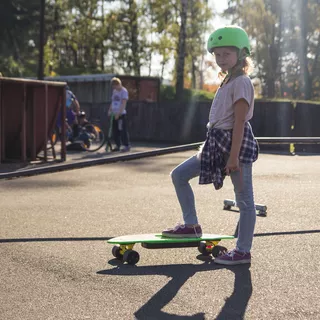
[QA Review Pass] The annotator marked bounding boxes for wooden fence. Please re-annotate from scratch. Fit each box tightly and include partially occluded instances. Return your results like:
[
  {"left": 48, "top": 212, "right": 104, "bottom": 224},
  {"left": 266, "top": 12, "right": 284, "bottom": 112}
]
[{"left": 79, "top": 99, "right": 320, "bottom": 153}]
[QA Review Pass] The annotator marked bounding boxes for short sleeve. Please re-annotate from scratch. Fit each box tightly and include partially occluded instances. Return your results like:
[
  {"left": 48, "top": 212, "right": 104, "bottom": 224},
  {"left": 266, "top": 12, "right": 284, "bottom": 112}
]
[
  {"left": 232, "top": 76, "right": 254, "bottom": 107},
  {"left": 121, "top": 89, "right": 129, "bottom": 101}
]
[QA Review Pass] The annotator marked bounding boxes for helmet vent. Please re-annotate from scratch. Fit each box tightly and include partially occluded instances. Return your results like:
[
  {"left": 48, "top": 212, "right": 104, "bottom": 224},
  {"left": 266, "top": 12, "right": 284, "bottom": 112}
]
[{"left": 218, "top": 36, "right": 222, "bottom": 40}]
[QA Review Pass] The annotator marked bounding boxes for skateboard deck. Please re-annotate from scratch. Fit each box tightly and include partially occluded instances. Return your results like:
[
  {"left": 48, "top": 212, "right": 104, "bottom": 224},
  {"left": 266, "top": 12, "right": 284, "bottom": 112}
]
[{"left": 108, "top": 233, "right": 234, "bottom": 265}]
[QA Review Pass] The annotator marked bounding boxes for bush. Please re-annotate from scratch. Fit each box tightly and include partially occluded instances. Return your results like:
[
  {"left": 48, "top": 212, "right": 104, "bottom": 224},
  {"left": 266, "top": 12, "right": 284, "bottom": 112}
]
[{"left": 160, "top": 85, "right": 215, "bottom": 102}]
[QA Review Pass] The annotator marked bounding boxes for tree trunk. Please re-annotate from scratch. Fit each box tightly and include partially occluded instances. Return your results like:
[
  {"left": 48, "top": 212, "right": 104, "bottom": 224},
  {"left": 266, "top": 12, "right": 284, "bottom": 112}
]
[
  {"left": 175, "top": 0, "right": 188, "bottom": 101},
  {"left": 191, "top": 58, "right": 196, "bottom": 89},
  {"left": 266, "top": 78, "right": 276, "bottom": 98},
  {"left": 161, "top": 61, "right": 165, "bottom": 82},
  {"left": 267, "top": 44, "right": 278, "bottom": 98},
  {"left": 199, "top": 0, "right": 208, "bottom": 90},
  {"left": 101, "top": 0, "right": 105, "bottom": 71},
  {"left": 299, "top": 0, "right": 312, "bottom": 99},
  {"left": 310, "top": 32, "right": 320, "bottom": 98},
  {"left": 129, "top": 0, "right": 140, "bottom": 76},
  {"left": 38, "top": 0, "right": 45, "bottom": 80}
]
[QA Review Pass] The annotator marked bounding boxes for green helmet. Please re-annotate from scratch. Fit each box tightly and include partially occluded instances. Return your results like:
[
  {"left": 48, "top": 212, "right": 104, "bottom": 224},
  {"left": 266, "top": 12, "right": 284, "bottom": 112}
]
[{"left": 207, "top": 25, "right": 251, "bottom": 56}]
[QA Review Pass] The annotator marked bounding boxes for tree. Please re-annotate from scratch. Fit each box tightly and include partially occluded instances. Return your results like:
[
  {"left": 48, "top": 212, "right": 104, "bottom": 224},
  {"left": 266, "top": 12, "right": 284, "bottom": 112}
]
[
  {"left": 224, "top": 0, "right": 283, "bottom": 98},
  {"left": 295, "top": 0, "right": 320, "bottom": 99},
  {"left": 224, "top": 0, "right": 320, "bottom": 100},
  {"left": 185, "top": 0, "right": 212, "bottom": 90},
  {"left": 0, "top": 0, "right": 41, "bottom": 76},
  {"left": 145, "top": 0, "right": 178, "bottom": 81},
  {"left": 175, "top": 0, "right": 188, "bottom": 100}
]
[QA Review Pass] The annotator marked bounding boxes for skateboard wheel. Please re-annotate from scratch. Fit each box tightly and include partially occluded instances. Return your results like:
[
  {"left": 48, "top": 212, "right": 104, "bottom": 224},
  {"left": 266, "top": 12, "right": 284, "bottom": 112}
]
[
  {"left": 112, "top": 245, "right": 123, "bottom": 260},
  {"left": 123, "top": 250, "right": 140, "bottom": 265},
  {"left": 258, "top": 210, "right": 267, "bottom": 217},
  {"left": 198, "top": 242, "right": 210, "bottom": 256},
  {"left": 212, "top": 245, "right": 227, "bottom": 258}
]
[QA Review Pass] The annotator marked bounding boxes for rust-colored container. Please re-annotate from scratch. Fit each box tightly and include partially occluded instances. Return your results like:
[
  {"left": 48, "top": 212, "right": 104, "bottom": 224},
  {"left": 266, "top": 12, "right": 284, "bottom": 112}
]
[{"left": 0, "top": 77, "right": 66, "bottom": 163}]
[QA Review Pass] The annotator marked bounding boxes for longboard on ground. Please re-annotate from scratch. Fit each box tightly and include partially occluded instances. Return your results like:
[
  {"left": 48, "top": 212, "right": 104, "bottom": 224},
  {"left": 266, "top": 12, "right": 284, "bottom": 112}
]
[
  {"left": 223, "top": 199, "right": 267, "bottom": 216},
  {"left": 107, "top": 233, "right": 234, "bottom": 265}
]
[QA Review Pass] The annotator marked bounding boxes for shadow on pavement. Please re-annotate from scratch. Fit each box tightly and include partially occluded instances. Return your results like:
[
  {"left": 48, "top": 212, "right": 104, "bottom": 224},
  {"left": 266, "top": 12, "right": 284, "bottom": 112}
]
[
  {"left": 254, "top": 229, "right": 320, "bottom": 237},
  {"left": 97, "top": 262, "right": 252, "bottom": 320},
  {"left": 117, "top": 159, "right": 179, "bottom": 173},
  {"left": 2, "top": 179, "right": 86, "bottom": 189},
  {"left": 0, "top": 236, "right": 113, "bottom": 243},
  {"left": 0, "top": 162, "right": 30, "bottom": 173},
  {"left": 1, "top": 229, "right": 319, "bottom": 244}
]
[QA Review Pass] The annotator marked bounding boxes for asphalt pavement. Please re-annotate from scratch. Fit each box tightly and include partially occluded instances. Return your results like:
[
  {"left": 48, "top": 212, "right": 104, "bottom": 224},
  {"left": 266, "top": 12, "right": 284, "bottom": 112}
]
[{"left": 1, "top": 150, "right": 320, "bottom": 319}]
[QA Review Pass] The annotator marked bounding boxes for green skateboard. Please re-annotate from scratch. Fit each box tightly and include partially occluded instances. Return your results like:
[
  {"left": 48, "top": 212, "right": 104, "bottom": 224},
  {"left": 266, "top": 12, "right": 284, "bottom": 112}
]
[{"left": 107, "top": 233, "right": 234, "bottom": 265}]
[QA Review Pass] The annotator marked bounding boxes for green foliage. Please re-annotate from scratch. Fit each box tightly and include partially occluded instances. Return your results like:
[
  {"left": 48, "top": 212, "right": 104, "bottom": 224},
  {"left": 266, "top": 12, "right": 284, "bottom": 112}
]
[
  {"left": 224, "top": 0, "right": 320, "bottom": 100},
  {"left": 0, "top": 0, "right": 40, "bottom": 76},
  {"left": 160, "top": 85, "right": 215, "bottom": 102},
  {"left": 0, "top": 0, "right": 320, "bottom": 102}
]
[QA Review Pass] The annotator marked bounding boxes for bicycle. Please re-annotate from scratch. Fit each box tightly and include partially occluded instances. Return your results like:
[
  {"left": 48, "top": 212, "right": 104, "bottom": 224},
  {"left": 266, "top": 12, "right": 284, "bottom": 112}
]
[{"left": 48, "top": 112, "right": 106, "bottom": 152}]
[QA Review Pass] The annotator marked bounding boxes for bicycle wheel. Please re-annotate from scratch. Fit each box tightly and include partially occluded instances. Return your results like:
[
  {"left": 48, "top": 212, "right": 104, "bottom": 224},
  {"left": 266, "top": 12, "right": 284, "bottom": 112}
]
[{"left": 80, "top": 123, "right": 105, "bottom": 152}]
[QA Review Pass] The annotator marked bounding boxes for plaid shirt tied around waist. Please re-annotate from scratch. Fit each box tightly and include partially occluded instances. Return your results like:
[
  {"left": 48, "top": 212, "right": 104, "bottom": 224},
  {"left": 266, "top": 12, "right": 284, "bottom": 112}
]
[{"left": 199, "top": 122, "right": 259, "bottom": 190}]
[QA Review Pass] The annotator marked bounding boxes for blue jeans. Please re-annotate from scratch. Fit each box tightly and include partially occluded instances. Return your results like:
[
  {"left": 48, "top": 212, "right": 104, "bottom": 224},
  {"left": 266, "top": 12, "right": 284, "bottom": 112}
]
[{"left": 170, "top": 155, "right": 256, "bottom": 253}]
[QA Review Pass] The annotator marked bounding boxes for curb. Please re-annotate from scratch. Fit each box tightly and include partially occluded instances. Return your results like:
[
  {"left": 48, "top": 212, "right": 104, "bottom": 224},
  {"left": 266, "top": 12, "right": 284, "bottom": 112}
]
[
  {"left": 2, "top": 137, "right": 320, "bottom": 180},
  {"left": 0, "top": 142, "right": 202, "bottom": 180}
]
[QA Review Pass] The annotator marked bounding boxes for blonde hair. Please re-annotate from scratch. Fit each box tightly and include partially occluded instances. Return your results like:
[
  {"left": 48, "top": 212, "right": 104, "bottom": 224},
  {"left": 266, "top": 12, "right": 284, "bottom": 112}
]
[{"left": 111, "top": 77, "right": 121, "bottom": 85}]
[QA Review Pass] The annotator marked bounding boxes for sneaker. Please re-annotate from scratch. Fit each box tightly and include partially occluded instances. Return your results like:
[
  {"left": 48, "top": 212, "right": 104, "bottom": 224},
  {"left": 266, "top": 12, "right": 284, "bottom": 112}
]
[
  {"left": 121, "top": 146, "right": 131, "bottom": 152},
  {"left": 214, "top": 248, "right": 251, "bottom": 265},
  {"left": 111, "top": 146, "right": 120, "bottom": 152},
  {"left": 162, "top": 223, "right": 202, "bottom": 238}
]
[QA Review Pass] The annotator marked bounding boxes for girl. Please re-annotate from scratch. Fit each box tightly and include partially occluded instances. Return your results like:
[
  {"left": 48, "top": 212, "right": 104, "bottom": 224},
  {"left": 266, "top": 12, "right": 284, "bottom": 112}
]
[
  {"left": 107, "top": 77, "right": 130, "bottom": 152},
  {"left": 162, "top": 26, "right": 259, "bottom": 265}
]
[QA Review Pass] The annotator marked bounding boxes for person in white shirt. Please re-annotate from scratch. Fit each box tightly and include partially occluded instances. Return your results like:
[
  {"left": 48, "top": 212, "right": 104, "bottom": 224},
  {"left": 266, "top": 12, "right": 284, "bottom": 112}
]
[{"left": 107, "top": 77, "right": 130, "bottom": 152}]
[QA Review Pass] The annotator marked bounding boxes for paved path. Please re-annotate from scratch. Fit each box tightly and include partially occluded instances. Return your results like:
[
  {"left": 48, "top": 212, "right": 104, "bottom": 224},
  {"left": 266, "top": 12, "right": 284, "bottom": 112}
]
[
  {"left": 0, "top": 142, "right": 174, "bottom": 175},
  {"left": 1, "top": 151, "right": 319, "bottom": 319}
]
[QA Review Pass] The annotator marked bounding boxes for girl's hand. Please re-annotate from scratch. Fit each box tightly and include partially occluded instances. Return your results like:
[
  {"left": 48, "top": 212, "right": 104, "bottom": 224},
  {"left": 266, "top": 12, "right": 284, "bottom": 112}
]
[{"left": 225, "top": 156, "right": 240, "bottom": 175}]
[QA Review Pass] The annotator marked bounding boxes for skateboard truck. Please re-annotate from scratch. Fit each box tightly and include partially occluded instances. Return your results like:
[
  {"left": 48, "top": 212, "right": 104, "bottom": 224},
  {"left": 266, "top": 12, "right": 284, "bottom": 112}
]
[
  {"left": 112, "top": 244, "right": 140, "bottom": 265},
  {"left": 223, "top": 199, "right": 267, "bottom": 216},
  {"left": 111, "top": 240, "right": 227, "bottom": 265}
]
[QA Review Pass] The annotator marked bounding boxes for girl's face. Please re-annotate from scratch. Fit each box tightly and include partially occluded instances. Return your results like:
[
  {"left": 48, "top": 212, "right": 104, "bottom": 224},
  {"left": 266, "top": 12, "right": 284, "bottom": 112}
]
[
  {"left": 213, "top": 47, "right": 238, "bottom": 72},
  {"left": 112, "top": 83, "right": 122, "bottom": 91}
]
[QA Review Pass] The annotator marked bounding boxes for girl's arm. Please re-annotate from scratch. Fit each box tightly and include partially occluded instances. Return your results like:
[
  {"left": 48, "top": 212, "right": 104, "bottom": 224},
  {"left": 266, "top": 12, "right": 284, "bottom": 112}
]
[
  {"left": 118, "top": 99, "right": 128, "bottom": 116},
  {"left": 73, "top": 99, "right": 80, "bottom": 115},
  {"left": 226, "top": 98, "right": 249, "bottom": 174}
]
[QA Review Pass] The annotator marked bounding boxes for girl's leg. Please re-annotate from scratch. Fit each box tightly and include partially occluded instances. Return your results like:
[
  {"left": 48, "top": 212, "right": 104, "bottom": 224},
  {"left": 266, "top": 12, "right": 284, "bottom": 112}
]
[
  {"left": 119, "top": 115, "right": 130, "bottom": 147},
  {"left": 112, "top": 118, "right": 121, "bottom": 149},
  {"left": 230, "top": 163, "right": 256, "bottom": 253},
  {"left": 170, "top": 155, "right": 201, "bottom": 225},
  {"left": 119, "top": 115, "right": 130, "bottom": 152}
]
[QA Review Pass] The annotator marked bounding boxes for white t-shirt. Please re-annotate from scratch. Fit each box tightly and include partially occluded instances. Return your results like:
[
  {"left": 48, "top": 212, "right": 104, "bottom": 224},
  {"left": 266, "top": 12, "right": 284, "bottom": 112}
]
[
  {"left": 208, "top": 75, "right": 254, "bottom": 130},
  {"left": 111, "top": 87, "right": 129, "bottom": 114}
]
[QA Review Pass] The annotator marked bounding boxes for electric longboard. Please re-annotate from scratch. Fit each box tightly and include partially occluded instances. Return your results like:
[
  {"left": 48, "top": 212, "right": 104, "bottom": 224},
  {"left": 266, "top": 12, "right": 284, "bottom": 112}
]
[{"left": 107, "top": 233, "right": 234, "bottom": 265}]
